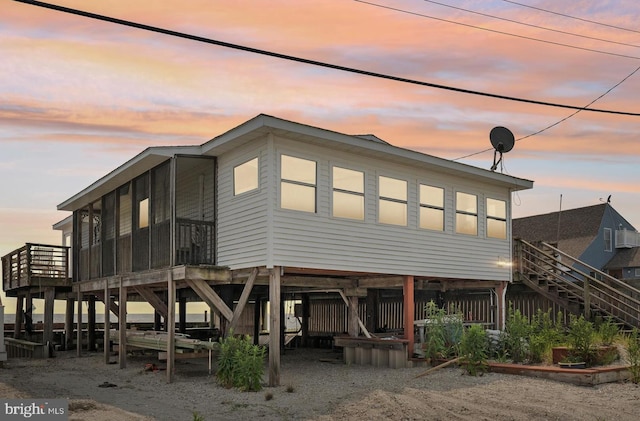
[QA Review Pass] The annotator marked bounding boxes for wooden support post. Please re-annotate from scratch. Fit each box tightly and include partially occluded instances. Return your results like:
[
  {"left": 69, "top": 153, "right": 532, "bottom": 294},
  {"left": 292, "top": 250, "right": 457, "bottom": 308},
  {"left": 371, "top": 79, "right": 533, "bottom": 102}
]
[
  {"left": 43, "top": 287, "right": 55, "bottom": 346},
  {"left": 179, "top": 294, "right": 187, "bottom": 334},
  {"left": 253, "top": 297, "right": 261, "bottom": 345},
  {"left": 118, "top": 283, "right": 127, "bottom": 369},
  {"left": 14, "top": 295, "right": 23, "bottom": 339},
  {"left": 269, "top": 267, "right": 281, "bottom": 387},
  {"left": 301, "top": 294, "right": 310, "bottom": 347},
  {"left": 88, "top": 295, "right": 96, "bottom": 351},
  {"left": 76, "top": 290, "right": 82, "bottom": 357},
  {"left": 65, "top": 297, "right": 75, "bottom": 351},
  {"left": 348, "top": 296, "right": 359, "bottom": 338},
  {"left": 496, "top": 282, "right": 507, "bottom": 330},
  {"left": 167, "top": 271, "right": 176, "bottom": 383},
  {"left": 103, "top": 282, "right": 111, "bottom": 364},
  {"left": 25, "top": 292, "right": 33, "bottom": 340},
  {"left": 229, "top": 267, "right": 258, "bottom": 334},
  {"left": 154, "top": 312, "right": 162, "bottom": 332},
  {"left": 403, "top": 275, "right": 415, "bottom": 358},
  {"left": 583, "top": 277, "right": 591, "bottom": 320},
  {"left": 365, "top": 289, "right": 378, "bottom": 334},
  {"left": 219, "top": 286, "right": 235, "bottom": 337}
]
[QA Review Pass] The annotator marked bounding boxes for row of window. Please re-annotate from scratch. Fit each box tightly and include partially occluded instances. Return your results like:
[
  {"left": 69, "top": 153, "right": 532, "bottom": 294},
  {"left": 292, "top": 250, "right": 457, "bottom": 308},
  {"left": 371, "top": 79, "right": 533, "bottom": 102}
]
[{"left": 234, "top": 155, "right": 507, "bottom": 239}]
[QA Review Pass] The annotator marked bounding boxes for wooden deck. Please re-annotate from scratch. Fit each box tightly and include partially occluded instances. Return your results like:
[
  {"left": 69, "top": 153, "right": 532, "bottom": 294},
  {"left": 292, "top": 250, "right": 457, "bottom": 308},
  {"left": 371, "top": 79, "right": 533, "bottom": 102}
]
[{"left": 2, "top": 243, "right": 70, "bottom": 295}]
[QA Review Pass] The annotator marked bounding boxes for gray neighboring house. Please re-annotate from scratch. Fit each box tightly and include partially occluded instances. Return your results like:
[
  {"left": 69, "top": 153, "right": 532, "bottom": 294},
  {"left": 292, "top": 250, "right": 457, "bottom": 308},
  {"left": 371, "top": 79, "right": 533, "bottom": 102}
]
[{"left": 513, "top": 202, "right": 640, "bottom": 284}]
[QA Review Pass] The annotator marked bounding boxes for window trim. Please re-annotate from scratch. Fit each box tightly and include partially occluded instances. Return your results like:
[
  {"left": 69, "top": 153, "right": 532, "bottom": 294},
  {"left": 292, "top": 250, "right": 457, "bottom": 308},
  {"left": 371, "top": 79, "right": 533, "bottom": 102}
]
[
  {"left": 486, "top": 197, "right": 507, "bottom": 239},
  {"left": 233, "top": 157, "right": 260, "bottom": 196},
  {"left": 332, "top": 166, "right": 365, "bottom": 220},
  {"left": 455, "top": 191, "right": 478, "bottom": 236},
  {"left": 604, "top": 227, "right": 613, "bottom": 252},
  {"left": 280, "top": 154, "right": 317, "bottom": 213},
  {"left": 378, "top": 175, "right": 408, "bottom": 226},
  {"left": 419, "top": 184, "right": 445, "bottom": 231}
]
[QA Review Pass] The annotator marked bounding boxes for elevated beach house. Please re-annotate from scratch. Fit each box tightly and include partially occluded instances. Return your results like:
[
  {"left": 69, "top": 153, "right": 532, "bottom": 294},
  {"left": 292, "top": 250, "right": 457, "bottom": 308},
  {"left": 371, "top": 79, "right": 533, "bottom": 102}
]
[{"left": 3, "top": 114, "right": 533, "bottom": 383}]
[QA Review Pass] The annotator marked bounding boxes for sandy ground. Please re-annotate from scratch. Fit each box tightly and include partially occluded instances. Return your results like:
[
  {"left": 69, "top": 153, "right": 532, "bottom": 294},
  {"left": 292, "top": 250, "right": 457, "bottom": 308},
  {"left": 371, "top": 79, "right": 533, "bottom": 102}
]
[{"left": 1, "top": 348, "right": 640, "bottom": 421}]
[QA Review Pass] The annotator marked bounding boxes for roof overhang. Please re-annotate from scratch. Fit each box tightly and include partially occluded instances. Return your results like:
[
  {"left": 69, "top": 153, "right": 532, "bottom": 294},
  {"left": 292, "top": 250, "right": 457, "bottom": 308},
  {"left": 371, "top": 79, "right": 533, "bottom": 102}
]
[{"left": 57, "top": 145, "right": 202, "bottom": 211}]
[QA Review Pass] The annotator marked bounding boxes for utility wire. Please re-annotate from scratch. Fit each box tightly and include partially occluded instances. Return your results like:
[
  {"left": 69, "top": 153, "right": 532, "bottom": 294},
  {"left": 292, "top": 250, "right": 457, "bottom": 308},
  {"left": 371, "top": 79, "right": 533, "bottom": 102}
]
[
  {"left": 422, "top": 0, "right": 640, "bottom": 49},
  {"left": 355, "top": 1, "right": 640, "bottom": 60},
  {"left": 501, "top": 0, "right": 640, "bottom": 35},
  {"left": 454, "top": 64, "right": 640, "bottom": 161},
  {"left": 15, "top": 0, "right": 640, "bottom": 117}
]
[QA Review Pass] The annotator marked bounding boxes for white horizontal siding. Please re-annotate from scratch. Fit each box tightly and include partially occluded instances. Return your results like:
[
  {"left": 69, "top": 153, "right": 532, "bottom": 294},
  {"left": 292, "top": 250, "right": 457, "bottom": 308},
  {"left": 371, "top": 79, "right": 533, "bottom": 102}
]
[
  {"left": 270, "top": 136, "right": 513, "bottom": 280},
  {"left": 216, "top": 139, "right": 270, "bottom": 269}
]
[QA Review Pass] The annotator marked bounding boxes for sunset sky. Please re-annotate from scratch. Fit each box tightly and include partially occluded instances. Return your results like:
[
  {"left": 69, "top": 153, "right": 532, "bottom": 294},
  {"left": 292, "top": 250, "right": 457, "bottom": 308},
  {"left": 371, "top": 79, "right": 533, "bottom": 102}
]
[{"left": 2, "top": 1, "right": 640, "bottom": 311}]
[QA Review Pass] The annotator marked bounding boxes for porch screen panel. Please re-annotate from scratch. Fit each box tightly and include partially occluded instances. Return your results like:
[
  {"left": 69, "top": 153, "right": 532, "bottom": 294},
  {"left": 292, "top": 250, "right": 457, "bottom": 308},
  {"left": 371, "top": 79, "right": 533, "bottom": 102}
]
[
  {"left": 151, "top": 162, "right": 171, "bottom": 268},
  {"left": 77, "top": 208, "right": 90, "bottom": 281},
  {"left": 175, "top": 156, "right": 215, "bottom": 265},
  {"left": 90, "top": 200, "right": 101, "bottom": 278},
  {"left": 117, "top": 183, "right": 132, "bottom": 274},
  {"left": 132, "top": 173, "right": 150, "bottom": 272},
  {"left": 102, "top": 191, "right": 116, "bottom": 276}
]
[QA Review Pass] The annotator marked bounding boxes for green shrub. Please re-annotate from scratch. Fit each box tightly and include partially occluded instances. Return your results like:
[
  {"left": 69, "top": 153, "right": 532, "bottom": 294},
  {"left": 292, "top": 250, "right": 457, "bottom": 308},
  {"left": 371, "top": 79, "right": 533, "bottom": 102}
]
[
  {"left": 217, "top": 333, "right": 266, "bottom": 391},
  {"left": 460, "top": 324, "right": 488, "bottom": 376},
  {"left": 422, "top": 301, "right": 463, "bottom": 363},
  {"left": 627, "top": 328, "right": 640, "bottom": 384},
  {"left": 567, "top": 315, "right": 596, "bottom": 366},
  {"left": 596, "top": 316, "right": 619, "bottom": 346},
  {"left": 505, "top": 307, "right": 531, "bottom": 363}
]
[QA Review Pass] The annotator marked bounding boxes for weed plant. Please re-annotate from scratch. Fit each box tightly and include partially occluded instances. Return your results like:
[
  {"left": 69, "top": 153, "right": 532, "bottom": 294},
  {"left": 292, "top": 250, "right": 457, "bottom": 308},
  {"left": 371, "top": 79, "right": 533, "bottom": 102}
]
[
  {"left": 460, "top": 324, "right": 488, "bottom": 376},
  {"left": 217, "top": 333, "right": 266, "bottom": 391},
  {"left": 626, "top": 328, "right": 640, "bottom": 384}
]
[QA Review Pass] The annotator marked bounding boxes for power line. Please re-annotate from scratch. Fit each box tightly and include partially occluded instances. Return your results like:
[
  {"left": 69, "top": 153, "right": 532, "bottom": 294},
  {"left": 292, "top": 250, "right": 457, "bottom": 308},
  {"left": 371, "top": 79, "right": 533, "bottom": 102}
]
[
  {"left": 454, "top": 64, "right": 640, "bottom": 161},
  {"left": 501, "top": 0, "right": 640, "bottom": 35},
  {"left": 355, "top": 0, "right": 640, "bottom": 60},
  {"left": 422, "top": 0, "right": 640, "bottom": 49},
  {"left": 15, "top": 0, "right": 640, "bottom": 117}
]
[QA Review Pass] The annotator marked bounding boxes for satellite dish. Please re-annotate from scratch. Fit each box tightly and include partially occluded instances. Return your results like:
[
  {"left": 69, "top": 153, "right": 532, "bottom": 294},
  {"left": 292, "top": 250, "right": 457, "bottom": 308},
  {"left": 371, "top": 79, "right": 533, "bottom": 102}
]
[
  {"left": 490, "top": 126, "right": 515, "bottom": 153},
  {"left": 489, "top": 126, "right": 515, "bottom": 171}
]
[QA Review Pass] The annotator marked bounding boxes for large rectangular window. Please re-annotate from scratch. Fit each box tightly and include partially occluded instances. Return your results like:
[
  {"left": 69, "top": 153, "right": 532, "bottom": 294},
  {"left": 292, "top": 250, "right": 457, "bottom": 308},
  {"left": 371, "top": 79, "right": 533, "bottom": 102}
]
[
  {"left": 333, "top": 166, "right": 364, "bottom": 220},
  {"left": 486, "top": 198, "right": 507, "bottom": 239},
  {"left": 456, "top": 192, "right": 477, "bottom": 235},
  {"left": 419, "top": 184, "right": 444, "bottom": 231},
  {"left": 234, "top": 157, "right": 259, "bottom": 195},
  {"left": 379, "top": 176, "right": 407, "bottom": 226},
  {"left": 281, "top": 155, "right": 316, "bottom": 213}
]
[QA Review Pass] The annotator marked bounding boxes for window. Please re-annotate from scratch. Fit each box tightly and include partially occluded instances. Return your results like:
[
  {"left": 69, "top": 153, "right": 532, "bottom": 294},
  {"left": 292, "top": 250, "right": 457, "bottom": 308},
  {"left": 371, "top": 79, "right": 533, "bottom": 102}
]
[
  {"left": 419, "top": 184, "right": 444, "bottom": 231},
  {"left": 379, "top": 176, "right": 407, "bottom": 226},
  {"left": 234, "top": 157, "right": 259, "bottom": 195},
  {"left": 456, "top": 192, "right": 477, "bottom": 235},
  {"left": 635, "top": 268, "right": 640, "bottom": 278},
  {"left": 139, "top": 198, "right": 149, "bottom": 229},
  {"left": 280, "top": 155, "right": 316, "bottom": 212},
  {"left": 604, "top": 228, "right": 612, "bottom": 252},
  {"left": 333, "top": 166, "right": 364, "bottom": 220},
  {"left": 486, "top": 198, "right": 507, "bottom": 239}
]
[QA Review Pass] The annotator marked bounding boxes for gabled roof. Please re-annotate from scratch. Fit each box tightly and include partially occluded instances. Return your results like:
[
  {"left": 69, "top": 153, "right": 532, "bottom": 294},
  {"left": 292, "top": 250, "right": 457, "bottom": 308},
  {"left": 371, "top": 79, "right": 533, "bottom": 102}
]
[
  {"left": 513, "top": 203, "right": 608, "bottom": 257},
  {"left": 58, "top": 114, "right": 533, "bottom": 212}
]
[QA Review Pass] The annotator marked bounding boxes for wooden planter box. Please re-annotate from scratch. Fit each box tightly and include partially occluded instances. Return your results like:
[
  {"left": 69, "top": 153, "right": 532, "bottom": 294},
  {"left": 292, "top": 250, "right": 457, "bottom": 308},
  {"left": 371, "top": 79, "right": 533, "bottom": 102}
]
[{"left": 552, "top": 345, "right": 618, "bottom": 365}]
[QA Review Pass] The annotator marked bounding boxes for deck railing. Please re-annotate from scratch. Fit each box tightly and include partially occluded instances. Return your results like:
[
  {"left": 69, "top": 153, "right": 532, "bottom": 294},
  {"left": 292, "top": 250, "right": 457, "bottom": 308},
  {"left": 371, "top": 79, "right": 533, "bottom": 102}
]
[{"left": 1, "top": 243, "right": 70, "bottom": 291}]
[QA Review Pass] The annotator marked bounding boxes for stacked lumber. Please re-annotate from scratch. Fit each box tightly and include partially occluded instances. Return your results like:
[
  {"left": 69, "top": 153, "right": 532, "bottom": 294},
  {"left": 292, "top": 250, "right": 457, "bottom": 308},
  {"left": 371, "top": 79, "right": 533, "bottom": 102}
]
[{"left": 111, "top": 330, "right": 219, "bottom": 353}]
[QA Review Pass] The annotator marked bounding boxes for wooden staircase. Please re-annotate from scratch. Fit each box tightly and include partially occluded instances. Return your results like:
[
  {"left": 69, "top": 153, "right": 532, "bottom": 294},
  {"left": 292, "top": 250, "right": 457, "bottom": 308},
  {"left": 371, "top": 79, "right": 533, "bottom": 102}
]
[{"left": 514, "top": 239, "right": 640, "bottom": 329}]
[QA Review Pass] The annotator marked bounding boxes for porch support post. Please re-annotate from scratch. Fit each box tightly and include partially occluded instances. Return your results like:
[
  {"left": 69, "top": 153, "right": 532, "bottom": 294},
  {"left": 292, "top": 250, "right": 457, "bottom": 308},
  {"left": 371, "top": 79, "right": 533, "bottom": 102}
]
[
  {"left": 103, "top": 282, "right": 111, "bottom": 364},
  {"left": 118, "top": 281, "right": 127, "bottom": 369},
  {"left": 403, "top": 275, "right": 415, "bottom": 358},
  {"left": 253, "top": 297, "right": 261, "bottom": 345},
  {"left": 14, "top": 294, "right": 23, "bottom": 339},
  {"left": 87, "top": 295, "right": 96, "bottom": 351},
  {"left": 496, "top": 282, "right": 508, "bottom": 330},
  {"left": 269, "top": 267, "right": 281, "bottom": 387},
  {"left": 167, "top": 271, "right": 176, "bottom": 383},
  {"left": 365, "top": 289, "right": 379, "bottom": 334},
  {"left": 43, "top": 287, "right": 55, "bottom": 347},
  {"left": 76, "top": 289, "right": 83, "bottom": 357},
  {"left": 65, "top": 297, "right": 75, "bottom": 350},
  {"left": 178, "top": 293, "right": 187, "bottom": 334},
  {"left": 348, "top": 296, "right": 359, "bottom": 338},
  {"left": 301, "top": 294, "right": 310, "bottom": 347}
]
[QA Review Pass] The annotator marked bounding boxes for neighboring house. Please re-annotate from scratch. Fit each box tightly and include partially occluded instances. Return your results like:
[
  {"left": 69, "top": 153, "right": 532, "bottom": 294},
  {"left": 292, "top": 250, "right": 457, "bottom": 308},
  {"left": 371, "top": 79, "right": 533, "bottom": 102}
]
[
  {"left": 513, "top": 203, "right": 640, "bottom": 279},
  {"left": 3, "top": 114, "right": 534, "bottom": 382}
]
